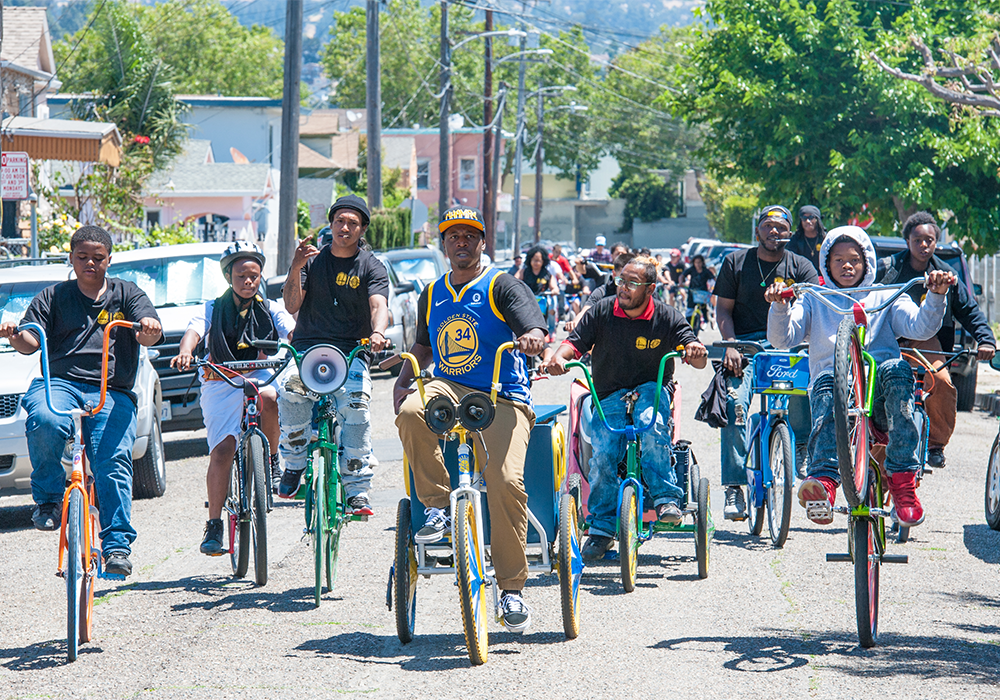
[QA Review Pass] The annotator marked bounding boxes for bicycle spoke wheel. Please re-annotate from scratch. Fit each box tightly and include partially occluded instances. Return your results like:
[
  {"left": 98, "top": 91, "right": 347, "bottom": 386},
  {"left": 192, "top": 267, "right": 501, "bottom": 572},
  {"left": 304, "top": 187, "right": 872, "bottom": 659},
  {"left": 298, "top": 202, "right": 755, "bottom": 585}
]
[
  {"left": 767, "top": 422, "right": 794, "bottom": 548},
  {"left": 394, "top": 499, "right": 418, "bottom": 643},
  {"left": 65, "top": 490, "right": 83, "bottom": 661},
  {"left": 247, "top": 434, "right": 268, "bottom": 586},
  {"left": 619, "top": 484, "right": 638, "bottom": 593},
  {"left": 834, "top": 316, "right": 869, "bottom": 507},
  {"left": 747, "top": 468, "right": 765, "bottom": 536},
  {"left": 559, "top": 492, "right": 583, "bottom": 639},
  {"left": 853, "top": 485, "right": 880, "bottom": 648},
  {"left": 311, "top": 455, "right": 327, "bottom": 607},
  {"left": 695, "top": 476, "right": 711, "bottom": 579},
  {"left": 986, "top": 433, "right": 1000, "bottom": 530},
  {"left": 325, "top": 456, "right": 341, "bottom": 592},
  {"left": 80, "top": 500, "right": 96, "bottom": 644},
  {"left": 455, "top": 496, "right": 488, "bottom": 665},
  {"left": 227, "top": 455, "right": 250, "bottom": 579}
]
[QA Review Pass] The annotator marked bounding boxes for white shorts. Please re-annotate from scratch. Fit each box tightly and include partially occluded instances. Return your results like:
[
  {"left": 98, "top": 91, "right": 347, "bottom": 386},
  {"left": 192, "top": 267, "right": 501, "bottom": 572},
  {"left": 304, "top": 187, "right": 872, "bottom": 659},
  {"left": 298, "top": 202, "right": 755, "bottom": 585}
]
[{"left": 200, "top": 370, "right": 273, "bottom": 452}]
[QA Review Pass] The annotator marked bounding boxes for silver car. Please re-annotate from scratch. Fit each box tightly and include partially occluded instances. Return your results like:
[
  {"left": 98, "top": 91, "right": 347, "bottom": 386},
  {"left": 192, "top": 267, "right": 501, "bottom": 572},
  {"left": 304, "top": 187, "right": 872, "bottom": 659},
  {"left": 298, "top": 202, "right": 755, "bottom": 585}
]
[{"left": 0, "top": 262, "right": 166, "bottom": 499}]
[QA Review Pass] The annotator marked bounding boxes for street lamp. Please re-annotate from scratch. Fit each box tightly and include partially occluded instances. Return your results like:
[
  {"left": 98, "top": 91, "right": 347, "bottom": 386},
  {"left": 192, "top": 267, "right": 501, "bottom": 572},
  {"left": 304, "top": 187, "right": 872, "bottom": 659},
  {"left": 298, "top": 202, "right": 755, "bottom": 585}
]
[{"left": 439, "top": 14, "right": 527, "bottom": 222}]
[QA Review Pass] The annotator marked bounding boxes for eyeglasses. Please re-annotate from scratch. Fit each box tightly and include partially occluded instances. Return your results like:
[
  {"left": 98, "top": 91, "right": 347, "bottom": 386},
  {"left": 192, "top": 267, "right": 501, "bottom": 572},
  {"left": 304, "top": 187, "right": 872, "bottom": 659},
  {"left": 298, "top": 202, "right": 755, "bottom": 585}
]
[
  {"left": 613, "top": 276, "right": 654, "bottom": 291},
  {"left": 801, "top": 215, "right": 818, "bottom": 222}
]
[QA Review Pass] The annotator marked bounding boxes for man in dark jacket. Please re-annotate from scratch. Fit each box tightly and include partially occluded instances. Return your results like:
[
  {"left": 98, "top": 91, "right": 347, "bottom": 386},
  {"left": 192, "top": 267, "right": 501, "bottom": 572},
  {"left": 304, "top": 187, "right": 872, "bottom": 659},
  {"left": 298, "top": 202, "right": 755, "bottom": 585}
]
[{"left": 875, "top": 211, "right": 996, "bottom": 468}]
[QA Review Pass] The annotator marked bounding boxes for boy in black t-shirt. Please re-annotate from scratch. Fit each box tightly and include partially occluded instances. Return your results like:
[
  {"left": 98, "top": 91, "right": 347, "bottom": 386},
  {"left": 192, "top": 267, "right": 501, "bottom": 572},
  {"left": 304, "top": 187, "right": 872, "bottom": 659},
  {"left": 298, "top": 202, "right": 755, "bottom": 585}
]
[
  {"left": 277, "top": 195, "right": 390, "bottom": 514},
  {"left": 713, "top": 205, "right": 818, "bottom": 521},
  {"left": 0, "top": 226, "right": 162, "bottom": 577},
  {"left": 543, "top": 257, "right": 708, "bottom": 561}
]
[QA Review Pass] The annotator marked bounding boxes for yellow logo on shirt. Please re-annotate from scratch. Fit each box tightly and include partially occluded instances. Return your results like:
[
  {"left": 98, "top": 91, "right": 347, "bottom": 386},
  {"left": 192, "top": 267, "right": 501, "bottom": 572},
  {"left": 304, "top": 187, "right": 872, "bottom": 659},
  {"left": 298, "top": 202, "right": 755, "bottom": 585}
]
[
  {"left": 113, "top": 312, "right": 124, "bottom": 321},
  {"left": 436, "top": 314, "right": 481, "bottom": 375},
  {"left": 97, "top": 309, "right": 109, "bottom": 325},
  {"left": 635, "top": 337, "right": 661, "bottom": 350},
  {"left": 348, "top": 276, "right": 360, "bottom": 289},
  {"left": 335, "top": 272, "right": 361, "bottom": 288}
]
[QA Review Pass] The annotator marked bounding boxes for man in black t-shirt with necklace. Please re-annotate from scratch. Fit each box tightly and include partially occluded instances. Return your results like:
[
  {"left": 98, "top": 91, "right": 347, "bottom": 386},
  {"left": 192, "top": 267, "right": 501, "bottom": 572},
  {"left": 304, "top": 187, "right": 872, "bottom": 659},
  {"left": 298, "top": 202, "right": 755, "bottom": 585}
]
[
  {"left": 1, "top": 226, "right": 163, "bottom": 577},
  {"left": 277, "top": 194, "right": 390, "bottom": 515},
  {"left": 714, "top": 205, "right": 818, "bottom": 521},
  {"left": 543, "top": 257, "right": 708, "bottom": 560}
]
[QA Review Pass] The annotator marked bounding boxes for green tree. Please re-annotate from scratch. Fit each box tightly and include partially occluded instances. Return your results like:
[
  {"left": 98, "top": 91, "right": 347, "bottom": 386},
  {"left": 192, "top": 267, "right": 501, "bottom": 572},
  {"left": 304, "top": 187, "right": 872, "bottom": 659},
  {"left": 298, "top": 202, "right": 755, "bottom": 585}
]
[
  {"left": 608, "top": 170, "right": 677, "bottom": 232},
  {"left": 699, "top": 170, "right": 762, "bottom": 243},
  {"left": 673, "top": 0, "right": 1000, "bottom": 247}
]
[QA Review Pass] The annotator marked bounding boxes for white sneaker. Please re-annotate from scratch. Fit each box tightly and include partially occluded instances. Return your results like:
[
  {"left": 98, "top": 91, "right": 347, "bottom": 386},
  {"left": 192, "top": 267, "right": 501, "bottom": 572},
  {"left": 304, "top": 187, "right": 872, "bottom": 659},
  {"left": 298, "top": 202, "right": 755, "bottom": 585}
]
[
  {"left": 415, "top": 507, "right": 450, "bottom": 544},
  {"left": 723, "top": 486, "right": 746, "bottom": 521},
  {"left": 499, "top": 590, "right": 531, "bottom": 633}
]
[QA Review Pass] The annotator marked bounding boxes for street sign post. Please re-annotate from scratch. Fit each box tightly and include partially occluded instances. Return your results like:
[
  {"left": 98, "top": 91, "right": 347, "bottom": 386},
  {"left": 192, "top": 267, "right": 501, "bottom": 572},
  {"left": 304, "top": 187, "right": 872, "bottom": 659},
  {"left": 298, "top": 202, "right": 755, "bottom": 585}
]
[{"left": 1, "top": 152, "right": 30, "bottom": 200}]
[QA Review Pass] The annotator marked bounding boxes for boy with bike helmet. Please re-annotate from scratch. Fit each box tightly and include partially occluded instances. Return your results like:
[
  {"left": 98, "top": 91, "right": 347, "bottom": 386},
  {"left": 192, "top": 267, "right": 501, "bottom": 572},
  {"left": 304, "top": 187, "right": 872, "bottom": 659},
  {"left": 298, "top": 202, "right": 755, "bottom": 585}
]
[
  {"left": 0, "top": 225, "right": 163, "bottom": 577},
  {"left": 765, "top": 226, "right": 955, "bottom": 528},
  {"left": 171, "top": 242, "right": 294, "bottom": 556}
]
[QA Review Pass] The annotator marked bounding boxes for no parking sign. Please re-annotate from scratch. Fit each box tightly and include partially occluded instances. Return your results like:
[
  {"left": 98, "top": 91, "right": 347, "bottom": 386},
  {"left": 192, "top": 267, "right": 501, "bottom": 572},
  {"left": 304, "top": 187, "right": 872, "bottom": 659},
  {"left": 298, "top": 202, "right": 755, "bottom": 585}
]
[{"left": 1, "top": 152, "right": 30, "bottom": 200}]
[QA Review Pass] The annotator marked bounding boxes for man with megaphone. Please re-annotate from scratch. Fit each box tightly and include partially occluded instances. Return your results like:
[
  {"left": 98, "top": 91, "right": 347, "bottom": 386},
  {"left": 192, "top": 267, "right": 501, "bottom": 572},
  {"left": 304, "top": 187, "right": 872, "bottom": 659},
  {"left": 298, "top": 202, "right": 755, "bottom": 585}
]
[
  {"left": 392, "top": 206, "right": 547, "bottom": 633},
  {"left": 277, "top": 195, "right": 391, "bottom": 516}
]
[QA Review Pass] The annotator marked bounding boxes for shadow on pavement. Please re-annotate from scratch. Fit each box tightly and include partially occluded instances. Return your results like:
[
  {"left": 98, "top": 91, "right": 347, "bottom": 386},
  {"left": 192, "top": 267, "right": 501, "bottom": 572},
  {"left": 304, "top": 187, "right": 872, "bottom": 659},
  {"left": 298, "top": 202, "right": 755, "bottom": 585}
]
[
  {"left": 962, "top": 523, "right": 1000, "bottom": 564},
  {"left": 164, "top": 437, "right": 209, "bottom": 462},
  {"left": 94, "top": 575, "right": 319, "bottom": 613},
  {"left": 0, "top": 641, "right": 102, "bottom": 672},
  {"left": 575, "top": 550, "right": 689, "bottom": 595},
  {"left": 0, "top": 503, "right": 33, "bottom": 532},
  {"left": 651, "top": 630, "right": 1000, "bottom": 681},
  {"left": 295, "top": 629, "right": 567, "bottom": 672}
]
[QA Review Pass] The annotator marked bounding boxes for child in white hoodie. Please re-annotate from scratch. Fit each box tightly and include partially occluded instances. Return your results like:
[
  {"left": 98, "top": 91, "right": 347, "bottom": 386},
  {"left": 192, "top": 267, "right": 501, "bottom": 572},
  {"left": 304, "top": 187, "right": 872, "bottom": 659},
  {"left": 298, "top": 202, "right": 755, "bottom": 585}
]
[{"left": 766, "top": 226, "right": 955, "bottom": 528}]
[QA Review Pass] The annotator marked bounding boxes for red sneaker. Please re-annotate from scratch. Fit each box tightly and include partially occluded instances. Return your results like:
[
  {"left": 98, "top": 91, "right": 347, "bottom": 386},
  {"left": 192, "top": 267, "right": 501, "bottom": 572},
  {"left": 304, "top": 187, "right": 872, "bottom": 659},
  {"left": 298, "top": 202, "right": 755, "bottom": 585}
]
[
  {"left": 887, "top": 471, "right": 924, "bottom": 527},
  {"left": 797, "top": 476, "right": 838, "bottom": 525}
]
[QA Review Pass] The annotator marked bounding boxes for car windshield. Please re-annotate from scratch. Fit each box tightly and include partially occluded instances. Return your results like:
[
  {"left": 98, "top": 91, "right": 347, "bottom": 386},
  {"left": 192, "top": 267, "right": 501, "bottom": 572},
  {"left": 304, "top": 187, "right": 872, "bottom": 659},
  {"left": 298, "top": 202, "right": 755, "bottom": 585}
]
[
  {"left": 0, "top": 279, "right": 62, "bottom": 352},
  {"left": 389, "top": 256, "right": 437, "bottom": 282},
  {"left": 109, "top": 255, "right": 226, "bottom": 308}
]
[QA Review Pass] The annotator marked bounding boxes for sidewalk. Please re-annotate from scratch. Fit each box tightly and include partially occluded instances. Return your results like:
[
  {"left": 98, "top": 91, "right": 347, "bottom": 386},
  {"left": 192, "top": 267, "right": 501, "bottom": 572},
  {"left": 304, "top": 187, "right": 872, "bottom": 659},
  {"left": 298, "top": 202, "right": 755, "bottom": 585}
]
[{"left": 974, "top": 361, "right": 1000, "bottom": 416}]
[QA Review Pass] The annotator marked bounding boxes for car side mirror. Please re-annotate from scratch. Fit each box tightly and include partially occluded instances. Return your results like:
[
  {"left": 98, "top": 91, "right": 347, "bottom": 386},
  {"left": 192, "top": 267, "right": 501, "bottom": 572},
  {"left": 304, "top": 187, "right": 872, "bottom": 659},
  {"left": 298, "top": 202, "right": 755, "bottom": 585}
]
[
  {"left": 974, "top": 283, "right": 983, "bottom": 296},
  {"left": 395, "top": 281, "right": 415, "bottom": 294}
]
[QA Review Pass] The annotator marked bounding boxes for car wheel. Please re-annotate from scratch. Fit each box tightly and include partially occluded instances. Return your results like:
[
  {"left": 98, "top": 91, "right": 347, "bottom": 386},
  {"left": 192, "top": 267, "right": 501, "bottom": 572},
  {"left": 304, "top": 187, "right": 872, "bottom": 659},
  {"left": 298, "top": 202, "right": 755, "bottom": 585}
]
[
  {"left": 133, "top": 417, "right": 167, "bottom": 499},
  {"left": 954, "top": 365, "right": 977, "bottom": 412}
]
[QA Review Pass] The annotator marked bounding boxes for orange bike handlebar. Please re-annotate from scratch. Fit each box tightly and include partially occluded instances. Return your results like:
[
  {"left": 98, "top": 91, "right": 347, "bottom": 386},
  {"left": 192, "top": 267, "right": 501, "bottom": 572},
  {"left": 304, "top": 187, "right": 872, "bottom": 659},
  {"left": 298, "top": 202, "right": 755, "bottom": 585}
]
[{"left": 91, "top": 319, "right": 143, "bottom": 416}]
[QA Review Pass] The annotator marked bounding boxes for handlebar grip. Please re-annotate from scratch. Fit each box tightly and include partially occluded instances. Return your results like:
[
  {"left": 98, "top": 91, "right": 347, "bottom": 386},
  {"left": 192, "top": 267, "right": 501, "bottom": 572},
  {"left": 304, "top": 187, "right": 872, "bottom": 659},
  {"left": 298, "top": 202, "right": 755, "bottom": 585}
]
[
  {"left": 131, "top": 322, "right": 142, "bottom": 331},
  {"left": 780, "top": 288, "right": 796, "bottom": 300},
  {"left": 251, "top": 340, "right": 280, "bottom": 351},
  {"left": 379, "top": 354, "right": 403, "bottom": 371}
]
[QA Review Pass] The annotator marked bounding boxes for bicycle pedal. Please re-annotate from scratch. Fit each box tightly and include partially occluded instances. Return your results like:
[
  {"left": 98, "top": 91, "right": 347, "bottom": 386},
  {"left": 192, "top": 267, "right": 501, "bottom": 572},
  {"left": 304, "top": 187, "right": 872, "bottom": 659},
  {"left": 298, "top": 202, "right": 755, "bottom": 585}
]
[
  {"left": 805, "top": 500, "right": 833, "bottom": 522},
  {"left": 99, "top": 572, "right": 126, "bottom": 581},
  {"left": 350, "top": 514, "right": 370, "bottom": 522},
  {"left": 826, "top": 553, "right": 852, "bottom": 562}
]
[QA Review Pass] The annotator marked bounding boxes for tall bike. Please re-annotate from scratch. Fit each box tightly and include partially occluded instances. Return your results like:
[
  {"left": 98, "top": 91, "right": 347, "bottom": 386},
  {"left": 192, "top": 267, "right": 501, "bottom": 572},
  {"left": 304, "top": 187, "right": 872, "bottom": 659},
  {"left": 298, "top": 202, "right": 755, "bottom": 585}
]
[
  {"left": 256, "top": 339, "right": 374, "bottom": 606},
  {"left": 714, "top": 341, "right": 808, "bottom": 547},
  {"left": 22, "top": 319, "right": 138, "bottom": 662},
  {"left": 781, "top": 278, "right": 927, "bottom": 647},
  {"left": 192, "top": 352, "right": 292, "bottom": 584},
  {"left": 567, "top": 351, "right": 711, "bottom": 591}
]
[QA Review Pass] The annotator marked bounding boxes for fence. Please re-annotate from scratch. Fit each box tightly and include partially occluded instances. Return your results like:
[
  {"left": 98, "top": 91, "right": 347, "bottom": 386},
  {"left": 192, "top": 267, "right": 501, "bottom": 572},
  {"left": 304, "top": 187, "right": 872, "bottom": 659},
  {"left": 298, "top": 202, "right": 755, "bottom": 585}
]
[{"left": 968, "top": 255, "right": 998, "bottom": 328}]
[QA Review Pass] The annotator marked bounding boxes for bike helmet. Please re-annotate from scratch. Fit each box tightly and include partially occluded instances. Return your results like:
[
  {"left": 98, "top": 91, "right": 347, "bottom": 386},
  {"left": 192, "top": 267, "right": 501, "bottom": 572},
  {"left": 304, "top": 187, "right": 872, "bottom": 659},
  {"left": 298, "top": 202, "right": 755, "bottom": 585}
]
[{"left": 220, "top": 241, "right": 265, "bottom": 274}]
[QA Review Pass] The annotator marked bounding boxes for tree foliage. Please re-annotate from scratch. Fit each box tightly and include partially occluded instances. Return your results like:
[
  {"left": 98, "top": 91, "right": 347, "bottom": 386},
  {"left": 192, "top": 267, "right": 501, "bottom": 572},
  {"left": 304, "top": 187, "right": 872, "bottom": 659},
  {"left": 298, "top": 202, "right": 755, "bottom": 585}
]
[
  {"left": 673, "top": 0, "right": 1000, "bottom": 248},
  {"left": 609, "top": 170, "right": 677, "bottom": 232}
]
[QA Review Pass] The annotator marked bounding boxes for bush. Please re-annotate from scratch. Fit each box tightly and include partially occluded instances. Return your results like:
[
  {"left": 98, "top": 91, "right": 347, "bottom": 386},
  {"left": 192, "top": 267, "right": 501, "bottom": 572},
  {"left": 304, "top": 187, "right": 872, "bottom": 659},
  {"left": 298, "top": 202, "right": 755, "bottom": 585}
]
[
  {"left": 609, "top": 170, "right": 677, "bottom": 232},
  {"left": 365, "top": 207, "right": 412, "bottom": 250},
  {"left": 123, "top": 222, "right": 198, "bottom": 250},
  {"left": 719, "top": 195, "right": 757, "bottom": 243}
]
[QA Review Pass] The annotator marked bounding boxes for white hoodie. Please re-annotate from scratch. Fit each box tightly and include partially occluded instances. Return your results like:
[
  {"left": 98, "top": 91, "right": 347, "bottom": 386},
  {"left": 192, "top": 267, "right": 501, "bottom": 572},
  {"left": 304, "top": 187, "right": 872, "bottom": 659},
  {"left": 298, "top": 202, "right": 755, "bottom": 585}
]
[{"left": 767, "top": 225, "right": 946, "bottom": 388}]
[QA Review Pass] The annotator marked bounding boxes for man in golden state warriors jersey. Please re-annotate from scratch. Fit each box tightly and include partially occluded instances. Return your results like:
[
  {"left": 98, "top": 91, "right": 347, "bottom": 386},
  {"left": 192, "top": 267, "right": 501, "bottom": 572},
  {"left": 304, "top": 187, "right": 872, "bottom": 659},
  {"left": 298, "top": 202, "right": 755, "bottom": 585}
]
[{"left": 393, "top": 207, "right": 546, "bottom": 633}]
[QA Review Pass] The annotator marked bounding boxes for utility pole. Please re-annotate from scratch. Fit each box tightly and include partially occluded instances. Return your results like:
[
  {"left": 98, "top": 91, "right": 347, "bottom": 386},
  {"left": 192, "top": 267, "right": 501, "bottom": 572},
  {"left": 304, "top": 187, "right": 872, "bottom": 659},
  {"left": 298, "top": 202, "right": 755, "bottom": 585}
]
[
  {"left": 481, "top": 7, "right": 494, "bottom": 260},
  {"left": 438, "top": 0, "right": 450, "bottom": 221},
  {"left": 510, "top": 30, "right": 527, "bottom": 257},
  {"left": 491, "top": 85, "right": 506, "bottom": 250},
  {"left": 277, "top": 0, "right": 303, "bottom": 274},
  {"left": 533, "top": 88, "right": 543, "bottom": 243},
  {"left": 365, "top": 0, "right": 382, "bottom": 209}
]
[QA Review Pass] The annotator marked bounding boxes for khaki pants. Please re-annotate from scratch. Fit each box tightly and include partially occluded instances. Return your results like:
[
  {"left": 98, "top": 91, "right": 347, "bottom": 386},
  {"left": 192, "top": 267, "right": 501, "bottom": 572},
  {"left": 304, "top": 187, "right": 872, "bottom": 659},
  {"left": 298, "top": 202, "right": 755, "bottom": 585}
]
[
  {"left": 900, "top": 338, "right": 957, "bottom": 449},
  {"left": 395, "top": 378, "right": 535, "bottom": 590}
]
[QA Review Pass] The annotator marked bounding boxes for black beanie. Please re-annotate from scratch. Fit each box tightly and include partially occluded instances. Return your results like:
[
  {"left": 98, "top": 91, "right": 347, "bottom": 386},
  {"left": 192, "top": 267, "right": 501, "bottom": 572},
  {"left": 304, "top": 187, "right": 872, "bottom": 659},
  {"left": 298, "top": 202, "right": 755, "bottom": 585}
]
[{"left": 328, "top": 194, "right": 371, "bottom": 226}]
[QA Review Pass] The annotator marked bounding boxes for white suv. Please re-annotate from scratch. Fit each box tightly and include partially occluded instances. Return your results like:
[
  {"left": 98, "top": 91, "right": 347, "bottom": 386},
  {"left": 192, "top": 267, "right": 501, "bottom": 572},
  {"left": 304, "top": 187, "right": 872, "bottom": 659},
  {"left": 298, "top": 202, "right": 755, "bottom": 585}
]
[{"left": 0, "top": 262, "right": 166, "bottom": 499}]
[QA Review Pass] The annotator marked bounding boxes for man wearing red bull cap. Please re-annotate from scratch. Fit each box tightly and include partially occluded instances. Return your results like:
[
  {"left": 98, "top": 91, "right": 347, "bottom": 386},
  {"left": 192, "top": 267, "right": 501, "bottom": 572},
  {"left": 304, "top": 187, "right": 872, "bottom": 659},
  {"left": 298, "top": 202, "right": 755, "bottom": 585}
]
[
  {"left": 392, "top": 206, "right": 547, "bottom": 633},
  {"left": 713, "top": 205, "right": 818, "bottom": 520}
]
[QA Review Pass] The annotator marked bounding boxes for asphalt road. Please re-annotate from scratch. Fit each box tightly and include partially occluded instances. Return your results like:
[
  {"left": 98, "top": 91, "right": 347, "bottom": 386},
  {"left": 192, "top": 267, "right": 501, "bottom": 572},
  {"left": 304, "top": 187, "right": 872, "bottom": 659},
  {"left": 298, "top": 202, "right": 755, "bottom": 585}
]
[{"left": 2, "top": 326, "right": 1000, "bottom": 699}]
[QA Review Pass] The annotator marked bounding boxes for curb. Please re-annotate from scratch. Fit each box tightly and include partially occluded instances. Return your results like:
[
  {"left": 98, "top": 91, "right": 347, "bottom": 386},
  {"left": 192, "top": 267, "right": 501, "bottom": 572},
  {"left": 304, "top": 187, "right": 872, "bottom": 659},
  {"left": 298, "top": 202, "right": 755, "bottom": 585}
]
[{"left": 975, "top": 392, "right": 1000, "bottom": 417}]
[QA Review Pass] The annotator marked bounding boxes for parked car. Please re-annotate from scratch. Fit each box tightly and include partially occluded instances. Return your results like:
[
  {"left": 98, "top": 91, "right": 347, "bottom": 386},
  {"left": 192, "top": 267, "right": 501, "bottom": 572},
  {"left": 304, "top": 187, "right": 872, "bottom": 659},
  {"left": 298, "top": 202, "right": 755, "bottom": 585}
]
[
  {"left": 108, "top": 242, "right": 231, "bottom": 432},
  {"left": 265, "top": 253, "right": 418, "bottom": 374},
  {"left": 0, "top": 263, "right": 166, "bottom": 499},
  {"left": 379, "top": 246, "right": 449, "bottom": 292},
  {"left": 871, "top": 236, "right": 981, "bottom": 411}
]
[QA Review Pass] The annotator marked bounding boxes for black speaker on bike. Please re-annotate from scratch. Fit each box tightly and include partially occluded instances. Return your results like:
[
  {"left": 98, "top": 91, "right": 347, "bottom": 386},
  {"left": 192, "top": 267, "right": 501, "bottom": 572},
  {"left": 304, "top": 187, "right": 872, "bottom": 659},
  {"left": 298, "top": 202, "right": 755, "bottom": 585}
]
[
  {"left": 424, "top": 395, "right": 457, "bottom": 434},
  {"left": 299, "top": 344, "right": 349, "bottom": 395},
  {"left": 458, "top": 392, "right": 495, "bottom": 432}
]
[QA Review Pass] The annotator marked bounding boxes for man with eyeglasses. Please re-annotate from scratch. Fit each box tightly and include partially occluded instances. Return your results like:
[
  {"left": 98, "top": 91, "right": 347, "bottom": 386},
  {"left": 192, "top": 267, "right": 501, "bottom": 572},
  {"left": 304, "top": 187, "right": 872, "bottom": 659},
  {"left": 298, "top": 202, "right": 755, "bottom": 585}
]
[
  {"left": 542, "top": 257, "right": 708, "bottom": 561},
  {"left": 277, "top": 194, "right": 390, "bottom": 515},
  {"left": 714, "top": 205, "right": 818, "bottom": 520}
]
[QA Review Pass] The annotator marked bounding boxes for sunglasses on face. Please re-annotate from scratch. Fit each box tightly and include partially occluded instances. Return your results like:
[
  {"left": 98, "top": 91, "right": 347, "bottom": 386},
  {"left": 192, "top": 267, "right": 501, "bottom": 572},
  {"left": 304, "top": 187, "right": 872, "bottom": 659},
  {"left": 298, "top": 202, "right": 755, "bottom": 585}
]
[{"left": 801, "top": 215, "right": 818, "bottom": 222}]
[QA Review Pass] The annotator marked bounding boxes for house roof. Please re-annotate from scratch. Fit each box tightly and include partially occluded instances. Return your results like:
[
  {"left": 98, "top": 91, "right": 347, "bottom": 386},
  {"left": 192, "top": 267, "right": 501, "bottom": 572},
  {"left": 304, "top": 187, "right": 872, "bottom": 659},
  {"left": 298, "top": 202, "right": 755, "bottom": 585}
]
[
  {"left": 299, "top": 108, "right": 366, "bottom": 135},
  {"left": 329, "top": 131, "right": 359, "bottom": 169},
  {"left": 146, "top": 139, "right": 273, "bottom": 197},
  {"left": 0, "top": 7, "right": 54, "bottom": 75},
  {"left": 0, "top": 116, "right": 122, "bottom": 165},
  {"left": 298, "top": 142, "right": 337, "bottom": 170},
  {"left": 176, "top": 95, "right": 282, "bottom": 108}
]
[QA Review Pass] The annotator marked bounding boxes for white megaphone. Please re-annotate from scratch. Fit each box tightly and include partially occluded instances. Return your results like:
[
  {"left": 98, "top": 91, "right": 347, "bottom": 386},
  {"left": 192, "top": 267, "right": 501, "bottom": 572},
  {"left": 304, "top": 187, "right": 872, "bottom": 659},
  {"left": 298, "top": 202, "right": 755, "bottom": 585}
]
[{"left": 299, "top": 344, "right": 349, "bottom": 394}]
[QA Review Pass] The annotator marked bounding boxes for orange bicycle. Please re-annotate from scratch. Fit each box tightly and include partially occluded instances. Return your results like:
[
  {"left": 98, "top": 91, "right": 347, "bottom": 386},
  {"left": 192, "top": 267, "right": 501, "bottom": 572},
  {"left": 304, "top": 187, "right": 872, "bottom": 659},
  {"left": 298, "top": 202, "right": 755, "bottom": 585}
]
[{"left": 21, "top": 318, "right": 139, "bottom": 662}]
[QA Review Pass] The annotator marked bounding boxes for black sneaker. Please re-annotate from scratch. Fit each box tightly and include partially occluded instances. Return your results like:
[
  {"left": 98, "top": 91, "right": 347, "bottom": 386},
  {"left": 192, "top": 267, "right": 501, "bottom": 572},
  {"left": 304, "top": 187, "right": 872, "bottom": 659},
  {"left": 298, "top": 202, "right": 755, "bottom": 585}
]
[
  {"left": 200, "top": 519, "right": 225, "bottom": 556},
  {"left": 581, "top": 534, "right": 613, "bottom": 561},
  {"left": 415, "top": 507, "right": 450, "bottom": 544},
  {"left": 347, "top": 494, "right": 374, "bottom": 516},
  {"left": 104, "top": 551, "right": 132, "bottom": 577},
  {"left": 32, "top": 502, "right": 60, "bottom": 531},
  {"left": 656, "top": 502, "right": 683, "bottom": 524},
  {"left": 499, "top": 590, "right": 531, "bottom": 633},
  {"left": 927, "top": 446, "right": 946, "bottom": 469},
  {"left": 269, "top": 454, "right": 282, "bottom": 494},
  {"left": 278, "top": 468, "right": 304, "bottom": 499}
]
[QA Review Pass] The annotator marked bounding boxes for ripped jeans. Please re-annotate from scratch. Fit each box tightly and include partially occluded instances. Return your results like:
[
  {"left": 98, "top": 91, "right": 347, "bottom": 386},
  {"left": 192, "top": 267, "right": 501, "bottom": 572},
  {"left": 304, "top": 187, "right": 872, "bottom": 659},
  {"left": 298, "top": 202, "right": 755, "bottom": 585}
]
[
  {"left": 277, "top": 355, "right": 374, "bottom": 498},
  {"left": 807, "top": 359, "right": 920, "bottom": 483}
]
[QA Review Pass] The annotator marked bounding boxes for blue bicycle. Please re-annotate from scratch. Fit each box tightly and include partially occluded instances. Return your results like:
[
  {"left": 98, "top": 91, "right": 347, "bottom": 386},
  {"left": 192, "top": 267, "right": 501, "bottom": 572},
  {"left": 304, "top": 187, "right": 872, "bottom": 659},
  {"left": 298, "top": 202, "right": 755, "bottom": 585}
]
[{"left": 715, "top": 341, "right": 809, "bottom": 547}]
